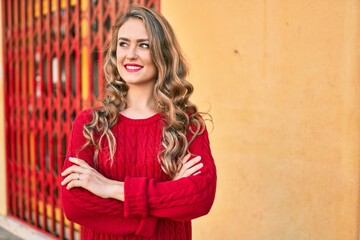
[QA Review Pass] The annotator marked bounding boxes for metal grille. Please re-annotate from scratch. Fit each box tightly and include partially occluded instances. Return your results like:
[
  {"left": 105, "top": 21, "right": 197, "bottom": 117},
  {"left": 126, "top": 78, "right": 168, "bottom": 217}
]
[{"left": 2, "top": 0, "right": 160, "bottom": 239}]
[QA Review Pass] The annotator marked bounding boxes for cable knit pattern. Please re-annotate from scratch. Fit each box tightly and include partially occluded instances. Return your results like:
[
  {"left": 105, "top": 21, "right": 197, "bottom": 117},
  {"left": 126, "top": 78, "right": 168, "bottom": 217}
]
[{"left": 61, "top": 108, "right": 217, "bottom": 240}]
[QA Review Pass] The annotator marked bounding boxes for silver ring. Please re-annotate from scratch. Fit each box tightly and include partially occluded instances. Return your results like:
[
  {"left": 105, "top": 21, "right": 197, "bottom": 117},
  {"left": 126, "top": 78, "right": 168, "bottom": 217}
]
[{"left": 78, "top": 173, "right": 80, "bottom": 181}]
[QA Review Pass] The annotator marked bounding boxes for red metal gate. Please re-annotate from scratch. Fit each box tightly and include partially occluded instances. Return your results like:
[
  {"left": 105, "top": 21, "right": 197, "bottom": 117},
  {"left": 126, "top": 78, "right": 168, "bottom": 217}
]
[{"left": 2, "top": 0, "right": 160, "bottom": 239}]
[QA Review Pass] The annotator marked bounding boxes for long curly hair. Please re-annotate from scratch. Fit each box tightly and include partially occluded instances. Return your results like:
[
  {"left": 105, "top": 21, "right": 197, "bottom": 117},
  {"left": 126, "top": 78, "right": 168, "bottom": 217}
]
[{"left": 81, "top": 6, "right": 208, "bottom": 179}]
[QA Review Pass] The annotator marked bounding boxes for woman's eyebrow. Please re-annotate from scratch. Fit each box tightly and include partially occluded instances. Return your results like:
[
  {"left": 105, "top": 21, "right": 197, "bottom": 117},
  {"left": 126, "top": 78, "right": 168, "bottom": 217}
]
[{"left": 118, "top": 37, "right": 149, "bottom": 42}]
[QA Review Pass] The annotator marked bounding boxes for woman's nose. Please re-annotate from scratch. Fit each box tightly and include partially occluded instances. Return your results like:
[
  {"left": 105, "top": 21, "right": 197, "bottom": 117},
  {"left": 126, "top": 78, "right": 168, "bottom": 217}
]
[{"left": 126, "top": 47, "right": 138, "bottom": 60}]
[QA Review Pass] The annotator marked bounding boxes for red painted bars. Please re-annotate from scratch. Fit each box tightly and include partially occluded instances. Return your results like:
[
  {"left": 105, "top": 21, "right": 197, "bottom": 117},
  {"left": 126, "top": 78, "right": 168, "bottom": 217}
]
[{"left": 2, "top": 0, "right": 160, "bottom": 239}]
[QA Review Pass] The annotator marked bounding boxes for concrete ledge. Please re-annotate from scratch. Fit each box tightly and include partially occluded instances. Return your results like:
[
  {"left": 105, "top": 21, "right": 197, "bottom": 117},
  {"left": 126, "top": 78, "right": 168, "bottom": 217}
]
[{"left": 0, "top": 215, "right": 51, "bottom": 240}]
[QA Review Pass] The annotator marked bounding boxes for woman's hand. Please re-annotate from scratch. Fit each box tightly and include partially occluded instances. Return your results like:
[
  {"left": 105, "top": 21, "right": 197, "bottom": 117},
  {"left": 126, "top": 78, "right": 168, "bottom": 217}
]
[
  {"left": 61, "top": 157, "right": 124, "bottom": 201},
  {"left": 173, "top": 154, "right": 203, "bottom": 180}
]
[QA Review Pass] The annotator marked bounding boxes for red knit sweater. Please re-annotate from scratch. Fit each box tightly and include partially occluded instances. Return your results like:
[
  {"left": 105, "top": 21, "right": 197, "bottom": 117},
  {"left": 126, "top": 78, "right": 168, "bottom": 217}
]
[{"left": 61, "top": 108, "right": 217, "bottom": 240}]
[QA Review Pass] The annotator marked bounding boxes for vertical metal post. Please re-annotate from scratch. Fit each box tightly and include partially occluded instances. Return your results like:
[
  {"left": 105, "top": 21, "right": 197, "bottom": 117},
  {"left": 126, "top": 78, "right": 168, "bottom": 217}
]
[{"left": 3, "top": 1, "right": 160, "bottom": 239}]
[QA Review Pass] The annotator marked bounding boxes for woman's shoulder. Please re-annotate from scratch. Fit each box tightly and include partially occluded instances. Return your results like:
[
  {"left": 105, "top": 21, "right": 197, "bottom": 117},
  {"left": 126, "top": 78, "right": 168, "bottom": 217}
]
[
  {"left": 187, "top": 112, "right": 212, "bottom": 137},
  {"left": 188, "top": 112, "right": 211, "bottom": 127},
  {"left": 72, "top": 108, "right": 95, "bottom": 126}
]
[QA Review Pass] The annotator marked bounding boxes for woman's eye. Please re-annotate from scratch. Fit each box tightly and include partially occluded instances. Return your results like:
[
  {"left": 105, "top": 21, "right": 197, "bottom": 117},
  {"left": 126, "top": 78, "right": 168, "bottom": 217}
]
[
  {"left": 119, "top": 42, "right": 127, "bottom": 47},
  {"left": 140, "top": 43, "right": 149, "bottom": 49}
]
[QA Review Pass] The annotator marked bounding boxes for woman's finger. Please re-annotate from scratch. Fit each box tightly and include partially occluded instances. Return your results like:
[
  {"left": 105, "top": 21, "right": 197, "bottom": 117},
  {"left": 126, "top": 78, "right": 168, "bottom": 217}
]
[
  {"left": 181, "top": 154, "right": 191, "bottom": 164},
  {"left": 69, "top": 157, "right": 91, "bottom": 169},
  {"left": 173, "top": 155, "right": 204, "bottom": 180},
  {"left": 61, "top": 165, "right": 87, "bottom": 177},
  {"left": 184, "top": 162, "right": 203, "bottom": 177},
  {"left": 183, "top": 156, "right": 201, "bottom": 168},
  {"left": 61, "top": 172, "right": 81, "bottom": 186},
  {"left": 65, "top": 176, "right": 83, "bottom": 190}
]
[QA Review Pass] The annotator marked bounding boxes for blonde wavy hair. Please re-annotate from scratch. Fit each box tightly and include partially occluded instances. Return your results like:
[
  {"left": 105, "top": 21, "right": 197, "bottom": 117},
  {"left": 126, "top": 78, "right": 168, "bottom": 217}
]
[{"left": 81, "top": 6, "right": 209, "bottom": 179}]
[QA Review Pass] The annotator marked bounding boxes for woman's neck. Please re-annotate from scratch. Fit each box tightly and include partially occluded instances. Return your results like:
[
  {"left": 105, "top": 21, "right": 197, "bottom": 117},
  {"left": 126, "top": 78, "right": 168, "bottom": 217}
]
[{"left": 121, "top": 85, "right": 157, "bottom": 119}]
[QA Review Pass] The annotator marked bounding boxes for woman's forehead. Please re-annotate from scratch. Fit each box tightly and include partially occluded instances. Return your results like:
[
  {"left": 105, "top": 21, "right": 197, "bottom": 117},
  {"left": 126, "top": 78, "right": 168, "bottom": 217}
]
[{"left": 117, "top": 18, "right": 148, "bottom": 39}]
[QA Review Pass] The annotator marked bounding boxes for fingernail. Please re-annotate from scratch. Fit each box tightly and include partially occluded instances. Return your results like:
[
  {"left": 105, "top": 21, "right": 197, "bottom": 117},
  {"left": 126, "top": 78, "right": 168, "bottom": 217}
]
[{"left": 199, "top": 163, "right": 203, "bottom": 167}]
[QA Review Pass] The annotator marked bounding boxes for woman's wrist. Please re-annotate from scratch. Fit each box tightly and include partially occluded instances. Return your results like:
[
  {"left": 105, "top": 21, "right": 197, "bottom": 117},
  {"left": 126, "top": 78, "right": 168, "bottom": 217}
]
[{"left": 107, "top": 180, "right": 125, "bottom": 201}]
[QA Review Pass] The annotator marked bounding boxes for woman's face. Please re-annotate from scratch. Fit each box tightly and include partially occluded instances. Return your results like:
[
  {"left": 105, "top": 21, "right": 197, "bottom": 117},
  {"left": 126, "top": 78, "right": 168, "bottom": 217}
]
[{"left": 116, "top": 18, "right": 157, "bottom": 87}]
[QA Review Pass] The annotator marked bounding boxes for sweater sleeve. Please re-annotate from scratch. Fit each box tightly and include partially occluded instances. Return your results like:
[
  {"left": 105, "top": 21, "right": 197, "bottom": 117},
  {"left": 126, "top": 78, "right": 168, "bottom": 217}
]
[
  {"left": 61, "top": 109, "right": 157, "bottom": 236},
  {"left": 124, "top": 125, "right": 217, "bottom": 221}
]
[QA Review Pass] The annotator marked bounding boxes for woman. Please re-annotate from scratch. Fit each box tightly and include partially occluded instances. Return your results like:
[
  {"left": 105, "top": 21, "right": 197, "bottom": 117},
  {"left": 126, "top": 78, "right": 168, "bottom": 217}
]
[{"left": 61, "top": 5, "right": 216, "bottom": 240}]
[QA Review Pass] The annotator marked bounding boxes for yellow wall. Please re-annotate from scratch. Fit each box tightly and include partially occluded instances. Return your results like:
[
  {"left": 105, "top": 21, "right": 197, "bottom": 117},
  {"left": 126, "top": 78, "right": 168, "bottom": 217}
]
[
  {"left": 163, "top": 0, "right": 360, "bottom": 239},
  {"left": 0, "top": 0, "right": 7, "bottom": 215}
]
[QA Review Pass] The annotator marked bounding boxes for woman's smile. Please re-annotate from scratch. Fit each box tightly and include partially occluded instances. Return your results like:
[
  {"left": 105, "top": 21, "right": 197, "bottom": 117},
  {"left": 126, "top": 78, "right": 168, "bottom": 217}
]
[{"left": 124, "top": 63, "right": 143, "bottom": 72}]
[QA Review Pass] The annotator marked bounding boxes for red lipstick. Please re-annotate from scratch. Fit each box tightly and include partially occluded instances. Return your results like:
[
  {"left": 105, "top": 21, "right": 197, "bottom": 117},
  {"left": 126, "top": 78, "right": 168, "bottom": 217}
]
[{"left": 124, "top": 64, "right": 143, "bottom": 72}]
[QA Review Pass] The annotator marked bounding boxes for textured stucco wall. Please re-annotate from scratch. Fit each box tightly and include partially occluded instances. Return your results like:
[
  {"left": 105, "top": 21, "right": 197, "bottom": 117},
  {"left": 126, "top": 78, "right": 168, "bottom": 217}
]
[{"left": 162, "top": 1, "right": 360, "bottom": 239}]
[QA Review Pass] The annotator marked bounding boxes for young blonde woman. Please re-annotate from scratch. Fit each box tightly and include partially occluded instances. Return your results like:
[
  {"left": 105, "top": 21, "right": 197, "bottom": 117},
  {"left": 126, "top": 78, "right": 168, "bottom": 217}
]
[{"left": 61, "top": 6, "right": 217, "bottom": 240}]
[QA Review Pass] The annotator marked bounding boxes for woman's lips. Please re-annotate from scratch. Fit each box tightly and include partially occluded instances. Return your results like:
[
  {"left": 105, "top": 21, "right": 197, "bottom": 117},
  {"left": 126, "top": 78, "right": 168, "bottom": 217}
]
[{"left": 124, "top": 64, "right": 143, "bottom": 72}]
